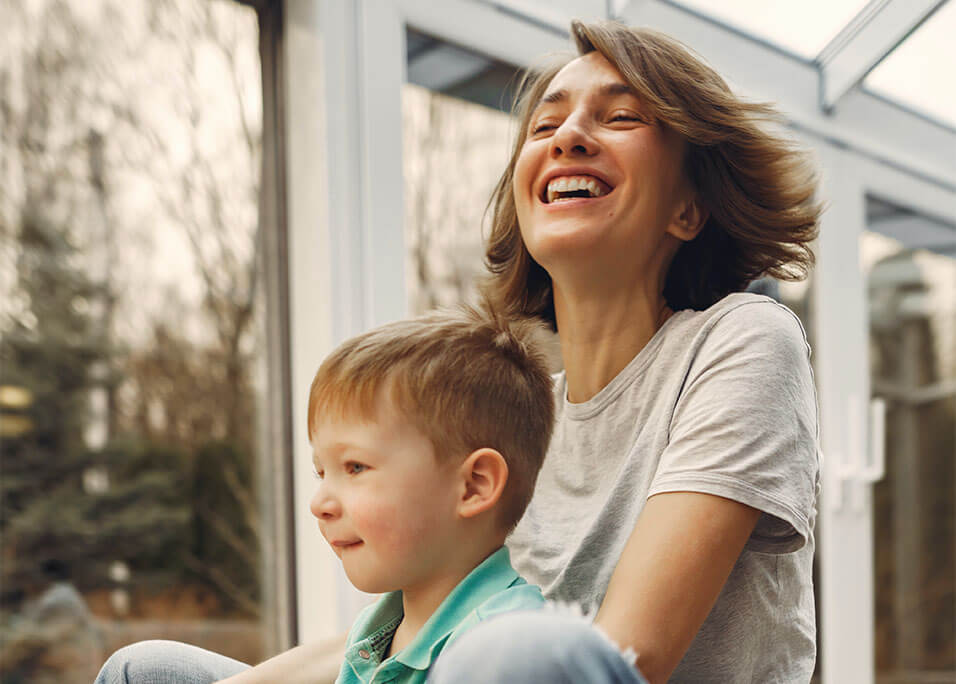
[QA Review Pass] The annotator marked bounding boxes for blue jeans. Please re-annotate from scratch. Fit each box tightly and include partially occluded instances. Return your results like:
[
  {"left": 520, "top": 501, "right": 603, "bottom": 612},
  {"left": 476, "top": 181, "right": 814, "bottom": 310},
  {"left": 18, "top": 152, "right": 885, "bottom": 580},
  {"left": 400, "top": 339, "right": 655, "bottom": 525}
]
[
  {"left": 95, "top": 640, "right": 249, "bottom": 683},
  {"left": 95, "top": 613, "right": 646, "bottom": 683},
  {"left": 428, "top": 611, "right": 647, "bottom": 683}
]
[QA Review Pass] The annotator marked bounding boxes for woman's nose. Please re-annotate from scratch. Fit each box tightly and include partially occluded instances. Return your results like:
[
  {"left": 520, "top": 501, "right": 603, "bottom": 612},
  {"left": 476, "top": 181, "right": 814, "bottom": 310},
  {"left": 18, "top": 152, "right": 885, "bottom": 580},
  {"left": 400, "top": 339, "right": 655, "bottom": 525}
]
[
  {"left": 309, "top": 483, "right": 341, "bottom": 520},
  {"left": 550, "top": 115, "right": 598, "bottom": 158}
]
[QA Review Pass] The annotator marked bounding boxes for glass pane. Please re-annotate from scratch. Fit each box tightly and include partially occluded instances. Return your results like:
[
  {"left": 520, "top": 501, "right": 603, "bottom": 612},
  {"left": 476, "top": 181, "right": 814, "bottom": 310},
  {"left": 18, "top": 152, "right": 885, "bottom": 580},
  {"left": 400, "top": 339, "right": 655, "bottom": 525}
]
[
  {"left": 403, "top": 31, "right": 518, "bottom": 314},
  {"left": 864, "top": 1, "right": 956, "bottom": 129},
  {"left": 865, "top": 198, "right": 956, "bottom": 682},
  {"left": 672, "top": 0, "right": 869, "bottom": 59},
  {"left": 402, "top": 30, "right": 562, "bottom": 368},
  {"left": 0, "top": 0, "right": 279, "bottom": 680}
]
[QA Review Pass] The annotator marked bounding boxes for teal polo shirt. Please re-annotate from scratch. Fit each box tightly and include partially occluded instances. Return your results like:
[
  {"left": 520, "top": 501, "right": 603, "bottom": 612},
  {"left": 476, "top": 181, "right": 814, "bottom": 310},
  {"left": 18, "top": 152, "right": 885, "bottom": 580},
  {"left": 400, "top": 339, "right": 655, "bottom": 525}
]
[{"left": 336, "top": 546, "right": 544, "bottom": 684}]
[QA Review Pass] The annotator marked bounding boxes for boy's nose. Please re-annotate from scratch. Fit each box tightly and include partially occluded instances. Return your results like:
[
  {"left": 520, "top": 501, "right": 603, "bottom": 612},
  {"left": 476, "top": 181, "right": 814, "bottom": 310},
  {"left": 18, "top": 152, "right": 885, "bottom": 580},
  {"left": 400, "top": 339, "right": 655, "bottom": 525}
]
[{"left": 309, "top": 484, "right": 341, "bottom": 520}]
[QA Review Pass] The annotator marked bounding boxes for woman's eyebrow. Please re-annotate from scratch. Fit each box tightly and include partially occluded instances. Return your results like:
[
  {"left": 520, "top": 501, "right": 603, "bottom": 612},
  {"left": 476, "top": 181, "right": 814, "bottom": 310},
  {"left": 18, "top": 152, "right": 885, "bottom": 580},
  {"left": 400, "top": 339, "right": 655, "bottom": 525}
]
[
  {"left": 538, "top": 88, "right": 568, "bottom": 107},
  {"left": 533, "top": 82, "right": 640, "bottom": 112},
  {"left": 598, "top": 82, "right": 639, "bottom": 99}
]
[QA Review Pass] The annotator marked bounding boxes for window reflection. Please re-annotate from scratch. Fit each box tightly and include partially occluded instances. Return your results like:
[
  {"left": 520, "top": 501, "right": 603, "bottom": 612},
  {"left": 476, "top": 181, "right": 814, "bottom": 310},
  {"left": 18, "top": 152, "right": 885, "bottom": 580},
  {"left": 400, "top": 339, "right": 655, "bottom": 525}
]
[
  {"left": 0, "top": 0, "right": 275, "bottom": 680},
  {"left": 865, "top": 199, "right": 956, "bottom": 681},
  {"left": 402, "top": 30, "right": 518, "bottom": 315}
]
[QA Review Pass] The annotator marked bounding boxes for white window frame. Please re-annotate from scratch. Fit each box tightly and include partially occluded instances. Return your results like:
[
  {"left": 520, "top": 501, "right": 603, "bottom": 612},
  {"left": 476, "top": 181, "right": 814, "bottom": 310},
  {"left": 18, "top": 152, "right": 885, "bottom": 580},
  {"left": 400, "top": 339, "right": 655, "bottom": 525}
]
[{"left": 280, "top": 2, "right": 956, "bottom": 679}]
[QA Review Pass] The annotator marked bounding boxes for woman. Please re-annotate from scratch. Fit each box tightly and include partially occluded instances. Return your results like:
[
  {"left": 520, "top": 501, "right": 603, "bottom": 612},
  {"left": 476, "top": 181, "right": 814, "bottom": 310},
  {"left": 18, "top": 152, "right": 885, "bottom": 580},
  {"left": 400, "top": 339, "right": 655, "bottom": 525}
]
[
  {"left": 428, "top": 19, "right": 820, "bottom": 684},
  {"left": 97, "top": 18, "right": 820, "bottom": 684}
]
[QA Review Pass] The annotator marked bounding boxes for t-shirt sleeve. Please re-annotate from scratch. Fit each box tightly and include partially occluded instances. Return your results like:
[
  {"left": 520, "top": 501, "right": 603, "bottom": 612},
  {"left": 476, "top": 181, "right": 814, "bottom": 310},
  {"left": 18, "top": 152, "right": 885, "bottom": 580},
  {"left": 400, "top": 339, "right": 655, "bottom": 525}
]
[{"left": 648, "top": 300, "right": 820, "bottom": 553}]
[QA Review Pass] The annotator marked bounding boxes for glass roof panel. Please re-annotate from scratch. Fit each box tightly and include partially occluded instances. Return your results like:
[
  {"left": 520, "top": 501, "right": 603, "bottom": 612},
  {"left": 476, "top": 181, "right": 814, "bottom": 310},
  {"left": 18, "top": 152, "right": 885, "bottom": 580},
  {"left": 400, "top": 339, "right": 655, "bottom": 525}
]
[
  {"left": 863, "top": 1, "right": 956, "bottom": 129},
  {"left": 671, "top": 0, "right": 870, "bottom": 60}
]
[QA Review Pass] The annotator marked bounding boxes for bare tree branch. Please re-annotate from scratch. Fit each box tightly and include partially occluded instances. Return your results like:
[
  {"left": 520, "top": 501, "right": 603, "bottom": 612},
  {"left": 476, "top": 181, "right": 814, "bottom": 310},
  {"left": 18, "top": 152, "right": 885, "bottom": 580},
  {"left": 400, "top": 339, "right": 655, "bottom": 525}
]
[
  {"left": 219, "top": 457, "right": 260, "bottom": 535},
  {"left": 197, "top": 501, "right": 258, "bottom": 568},
  {"left": 183, "top": 553, "right": 260, "bottom": 618}
]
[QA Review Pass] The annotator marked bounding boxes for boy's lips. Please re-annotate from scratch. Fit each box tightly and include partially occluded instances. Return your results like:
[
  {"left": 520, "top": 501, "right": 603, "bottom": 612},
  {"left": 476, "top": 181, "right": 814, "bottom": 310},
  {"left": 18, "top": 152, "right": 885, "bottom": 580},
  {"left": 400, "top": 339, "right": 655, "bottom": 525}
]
[{"left": 331, "top": 539, "right": 363, "bottom": 549}]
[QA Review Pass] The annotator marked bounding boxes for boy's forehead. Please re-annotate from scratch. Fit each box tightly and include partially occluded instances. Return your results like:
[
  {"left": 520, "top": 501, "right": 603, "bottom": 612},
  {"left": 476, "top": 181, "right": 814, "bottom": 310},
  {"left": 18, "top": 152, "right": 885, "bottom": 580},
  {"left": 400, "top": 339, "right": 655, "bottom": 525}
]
[
  {"left": 309, "top": 404, "right": 375, "bottom": 446},
  {"left": 310, "top": 387, "right": 413, "bottom": 440},
  {"left": 310, "top": 386, "right": 381, "bottom": 434},
  {"left": 309, "top": 413, "right": 377, "bottom": 459},
  {"left": 310, "top": 398, "right": 437, "bottom": 464}
]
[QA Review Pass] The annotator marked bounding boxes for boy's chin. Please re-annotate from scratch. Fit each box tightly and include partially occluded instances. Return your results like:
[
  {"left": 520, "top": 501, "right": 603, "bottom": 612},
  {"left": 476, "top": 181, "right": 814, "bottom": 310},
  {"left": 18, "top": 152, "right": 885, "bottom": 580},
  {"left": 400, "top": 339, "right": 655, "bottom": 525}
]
[{"left": 344, "top": 570, "right": 395, "bottom": 595}]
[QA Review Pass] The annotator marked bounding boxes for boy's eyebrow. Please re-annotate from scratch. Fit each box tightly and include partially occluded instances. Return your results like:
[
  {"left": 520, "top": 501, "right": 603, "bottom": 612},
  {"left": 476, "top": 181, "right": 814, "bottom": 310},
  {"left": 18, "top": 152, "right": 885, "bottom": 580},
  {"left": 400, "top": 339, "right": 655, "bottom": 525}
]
[
  {"left": 314, "top": 441, "right": 375, "bottom": 459},
  {"left": 533, "top": 82, "right": 640, "bottom": 112}
]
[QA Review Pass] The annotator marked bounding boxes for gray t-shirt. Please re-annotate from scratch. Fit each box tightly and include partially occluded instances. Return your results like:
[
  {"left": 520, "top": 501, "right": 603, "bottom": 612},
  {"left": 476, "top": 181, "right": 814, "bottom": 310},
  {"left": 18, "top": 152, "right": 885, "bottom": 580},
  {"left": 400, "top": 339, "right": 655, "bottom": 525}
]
[{"left": 507, "top": 293, "right": 820, "bottom": 683}]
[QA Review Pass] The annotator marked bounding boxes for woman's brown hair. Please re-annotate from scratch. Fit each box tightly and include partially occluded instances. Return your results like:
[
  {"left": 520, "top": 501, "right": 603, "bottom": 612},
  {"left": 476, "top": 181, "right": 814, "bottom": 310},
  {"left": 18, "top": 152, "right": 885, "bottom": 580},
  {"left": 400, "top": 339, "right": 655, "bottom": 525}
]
[{"left": 484, "top": 20, "right": 821, "bottom": 323}]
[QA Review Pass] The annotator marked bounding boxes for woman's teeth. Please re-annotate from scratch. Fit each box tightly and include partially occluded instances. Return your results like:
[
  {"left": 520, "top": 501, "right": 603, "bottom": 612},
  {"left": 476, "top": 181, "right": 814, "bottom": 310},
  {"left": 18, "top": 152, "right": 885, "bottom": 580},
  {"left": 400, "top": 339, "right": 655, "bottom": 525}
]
[{"left": 545, "top": 176, "right": 609, "bottom": 203}]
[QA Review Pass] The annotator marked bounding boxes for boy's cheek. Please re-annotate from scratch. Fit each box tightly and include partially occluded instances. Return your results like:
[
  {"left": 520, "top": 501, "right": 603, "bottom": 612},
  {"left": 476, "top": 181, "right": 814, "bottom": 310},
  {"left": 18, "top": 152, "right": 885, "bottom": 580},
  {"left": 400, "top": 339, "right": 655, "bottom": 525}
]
[
  {"left": 352, "top": 499, "right": 429, "bottom": 550},
  {"left": 350, "top": 496, "right": 404, "bottom": 537}
]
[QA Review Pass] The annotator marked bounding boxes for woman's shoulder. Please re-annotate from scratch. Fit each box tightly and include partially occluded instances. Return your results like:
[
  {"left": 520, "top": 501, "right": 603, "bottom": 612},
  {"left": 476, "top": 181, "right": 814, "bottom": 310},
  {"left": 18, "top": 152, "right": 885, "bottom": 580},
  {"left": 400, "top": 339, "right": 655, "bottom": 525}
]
[
  {"left": 701, "top": 291, "right": 805, "bottom": 330},
  {"left": 674, "top": 292, "right": 810, "bottom": 358}
]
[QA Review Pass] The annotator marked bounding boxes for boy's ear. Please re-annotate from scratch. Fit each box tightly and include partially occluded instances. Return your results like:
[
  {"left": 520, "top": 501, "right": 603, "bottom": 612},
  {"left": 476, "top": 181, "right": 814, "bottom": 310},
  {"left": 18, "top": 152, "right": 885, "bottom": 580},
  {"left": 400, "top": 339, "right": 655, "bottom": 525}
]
[
  {"left": 665, "top": 193, "right": 708, "bottom": 242},
  {"left": 458, "top": 448, "right": 508, "bottom": 520}
]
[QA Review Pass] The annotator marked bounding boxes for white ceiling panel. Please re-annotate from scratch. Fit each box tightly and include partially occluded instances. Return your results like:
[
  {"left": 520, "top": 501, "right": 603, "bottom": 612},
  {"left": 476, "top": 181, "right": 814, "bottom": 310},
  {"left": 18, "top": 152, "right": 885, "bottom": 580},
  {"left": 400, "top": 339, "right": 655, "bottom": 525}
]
[
  {"left": 864, "top": 0, "right": 956, "bottom": 129},
  {"left": 669, "top": 0, "right": 869, "bottom": 59}
]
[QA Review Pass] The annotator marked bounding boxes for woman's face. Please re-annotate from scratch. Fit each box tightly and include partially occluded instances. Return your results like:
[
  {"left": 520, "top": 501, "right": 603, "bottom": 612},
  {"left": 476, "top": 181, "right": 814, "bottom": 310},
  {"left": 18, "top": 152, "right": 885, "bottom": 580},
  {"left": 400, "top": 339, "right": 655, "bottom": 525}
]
[{"left": 513, "top": 52, "right": 692, "bottom": 281}]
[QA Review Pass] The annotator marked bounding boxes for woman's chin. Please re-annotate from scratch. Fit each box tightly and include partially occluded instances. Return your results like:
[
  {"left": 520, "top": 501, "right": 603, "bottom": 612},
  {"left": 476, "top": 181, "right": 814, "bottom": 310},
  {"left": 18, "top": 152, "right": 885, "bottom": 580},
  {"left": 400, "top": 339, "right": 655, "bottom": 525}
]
[{"left": 526, "top": 224, "right": 611, "bottom": 270}]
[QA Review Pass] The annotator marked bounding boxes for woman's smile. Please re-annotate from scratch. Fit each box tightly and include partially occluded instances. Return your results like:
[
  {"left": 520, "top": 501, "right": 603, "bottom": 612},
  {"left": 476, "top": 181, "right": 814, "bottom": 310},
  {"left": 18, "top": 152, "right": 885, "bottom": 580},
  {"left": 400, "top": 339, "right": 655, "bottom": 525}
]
[{"left": 539, "top": 170, "right": 614, "bottom": 205}]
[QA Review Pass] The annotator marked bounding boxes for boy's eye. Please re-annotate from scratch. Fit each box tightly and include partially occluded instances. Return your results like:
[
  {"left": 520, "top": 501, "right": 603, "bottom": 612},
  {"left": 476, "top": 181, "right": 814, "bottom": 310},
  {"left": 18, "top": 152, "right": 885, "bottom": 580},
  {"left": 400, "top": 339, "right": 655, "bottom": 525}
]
[{"left": 345, "top": 462, "right": 368, "bottom": 475}]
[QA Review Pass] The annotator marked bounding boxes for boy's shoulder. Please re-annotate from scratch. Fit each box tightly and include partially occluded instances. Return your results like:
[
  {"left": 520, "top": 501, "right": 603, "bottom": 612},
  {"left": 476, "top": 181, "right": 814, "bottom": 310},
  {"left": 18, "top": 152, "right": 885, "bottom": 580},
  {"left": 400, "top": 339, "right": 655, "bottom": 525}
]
[
  {"left": 474, "top": 576, "right": 544, "bottom": 620},
  {"left": 457, "top": 547, "right": 545, "bottom": 623},
  {"left": 447, "top": 575, "right": 544, "bottom": 647}
]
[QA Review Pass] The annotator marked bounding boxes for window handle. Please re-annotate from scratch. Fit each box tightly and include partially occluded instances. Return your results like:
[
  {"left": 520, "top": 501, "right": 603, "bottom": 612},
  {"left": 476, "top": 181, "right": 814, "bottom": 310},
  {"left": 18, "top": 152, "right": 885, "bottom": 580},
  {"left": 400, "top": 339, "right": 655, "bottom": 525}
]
[
  {"left": 831, "top": 395, "right": 886, "bottom": 512},
  {"left": 859, "top": 398, "right": 886, "bottom": 483}
]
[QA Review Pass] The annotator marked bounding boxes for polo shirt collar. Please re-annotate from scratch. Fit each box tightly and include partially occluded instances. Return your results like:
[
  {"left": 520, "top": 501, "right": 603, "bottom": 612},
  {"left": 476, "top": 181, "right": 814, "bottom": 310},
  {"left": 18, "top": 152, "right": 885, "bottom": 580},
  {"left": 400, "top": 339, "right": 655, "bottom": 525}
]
[{"left": 393, "top": 546, "right": 520, "bottom": 671}]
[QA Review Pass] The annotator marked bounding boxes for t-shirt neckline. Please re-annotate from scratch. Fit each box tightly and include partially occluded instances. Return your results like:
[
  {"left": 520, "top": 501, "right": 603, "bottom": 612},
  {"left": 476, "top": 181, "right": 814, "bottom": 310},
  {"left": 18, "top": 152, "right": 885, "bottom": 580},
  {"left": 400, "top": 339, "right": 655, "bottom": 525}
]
[{"left": 562, "top": 309, "right": 688, "bottom": 420}]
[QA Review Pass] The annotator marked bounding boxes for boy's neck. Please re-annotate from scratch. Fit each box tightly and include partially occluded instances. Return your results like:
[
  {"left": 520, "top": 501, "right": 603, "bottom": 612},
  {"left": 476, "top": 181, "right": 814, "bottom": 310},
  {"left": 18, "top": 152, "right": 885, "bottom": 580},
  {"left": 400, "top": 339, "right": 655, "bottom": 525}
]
[{"left": 388, "top": 539, "right": 503, "bottom": 657}]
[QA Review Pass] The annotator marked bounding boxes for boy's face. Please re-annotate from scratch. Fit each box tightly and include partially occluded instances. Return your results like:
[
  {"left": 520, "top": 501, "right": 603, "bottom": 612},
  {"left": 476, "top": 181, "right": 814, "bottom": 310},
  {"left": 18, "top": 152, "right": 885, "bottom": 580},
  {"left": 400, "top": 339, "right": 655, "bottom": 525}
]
[{"left": 309, "top": 395, "right": 462, "bottom": 595}]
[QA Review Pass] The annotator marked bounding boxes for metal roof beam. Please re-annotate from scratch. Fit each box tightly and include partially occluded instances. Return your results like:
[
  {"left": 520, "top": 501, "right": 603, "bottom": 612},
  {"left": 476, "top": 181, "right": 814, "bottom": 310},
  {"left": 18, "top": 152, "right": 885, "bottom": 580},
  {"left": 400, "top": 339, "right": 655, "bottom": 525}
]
[
  {"left": 817, "top": 0, "right": 947, "bottom": 112},
  {"left": 407, "top": 43, "right": 491, "bottom": 91}
]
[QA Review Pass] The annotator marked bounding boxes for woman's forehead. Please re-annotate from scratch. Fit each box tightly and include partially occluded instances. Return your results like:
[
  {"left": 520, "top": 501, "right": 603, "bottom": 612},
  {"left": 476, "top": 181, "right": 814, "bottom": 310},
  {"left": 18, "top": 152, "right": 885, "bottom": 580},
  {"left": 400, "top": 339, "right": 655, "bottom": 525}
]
[
  {"left": 548, "top": 52, "right": 622, "bottom": 90},
  {"left": 541, "top": 53, "right": 636, "bottom": 105}
]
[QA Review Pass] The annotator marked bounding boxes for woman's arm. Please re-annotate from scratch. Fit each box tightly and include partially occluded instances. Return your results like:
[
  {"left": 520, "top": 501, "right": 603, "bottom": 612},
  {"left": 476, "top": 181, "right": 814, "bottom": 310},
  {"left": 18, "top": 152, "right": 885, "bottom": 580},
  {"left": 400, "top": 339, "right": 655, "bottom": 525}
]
[
  {"left": 215, "top": 634, "right": 345, "bottom": 684},
  {"left": 594, "top": 301, "right": 818, "bottom": 682},
  {"left": 595, "top": 491, "right": 760, "bottom": 684}
]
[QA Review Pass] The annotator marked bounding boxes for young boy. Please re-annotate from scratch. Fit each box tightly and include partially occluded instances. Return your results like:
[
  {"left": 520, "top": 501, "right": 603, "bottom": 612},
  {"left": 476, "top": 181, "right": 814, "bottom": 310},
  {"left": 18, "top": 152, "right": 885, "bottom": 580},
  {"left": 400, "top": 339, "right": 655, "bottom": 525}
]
[{"left": 307, "top": 305, "right": 555, "bottom": 683}]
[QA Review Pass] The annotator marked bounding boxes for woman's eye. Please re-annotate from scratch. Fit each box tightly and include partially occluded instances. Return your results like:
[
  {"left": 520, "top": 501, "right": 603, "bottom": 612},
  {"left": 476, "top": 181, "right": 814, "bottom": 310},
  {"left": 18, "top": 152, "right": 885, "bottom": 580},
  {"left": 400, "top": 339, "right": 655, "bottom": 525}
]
[
  {"left": 345, "top": 462, "right": 368, "bottom": 475},
  {"left": 610, "top": 113, "right": 640, "bottom": 123},
  {"left": 531, "top": 123, "right": 555, "bottom": 134}
]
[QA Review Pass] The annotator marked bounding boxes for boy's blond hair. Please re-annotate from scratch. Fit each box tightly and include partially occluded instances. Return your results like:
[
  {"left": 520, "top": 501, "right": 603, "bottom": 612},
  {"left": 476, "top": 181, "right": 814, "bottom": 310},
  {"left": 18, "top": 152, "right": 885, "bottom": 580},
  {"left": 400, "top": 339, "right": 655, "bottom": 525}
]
[{"left": 308, "top": 305, "right": 555, "bottom": 532}]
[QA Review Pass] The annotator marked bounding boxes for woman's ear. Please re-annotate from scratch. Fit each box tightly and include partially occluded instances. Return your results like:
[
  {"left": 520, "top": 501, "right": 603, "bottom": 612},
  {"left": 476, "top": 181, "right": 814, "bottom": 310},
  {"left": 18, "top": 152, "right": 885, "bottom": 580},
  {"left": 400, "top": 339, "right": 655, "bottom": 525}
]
[
  {"left": 666, "top": 194, "right": 709, "bottom": 242},
  {"left": 458, "top": 448, "right": 509, "bottom": 519}
]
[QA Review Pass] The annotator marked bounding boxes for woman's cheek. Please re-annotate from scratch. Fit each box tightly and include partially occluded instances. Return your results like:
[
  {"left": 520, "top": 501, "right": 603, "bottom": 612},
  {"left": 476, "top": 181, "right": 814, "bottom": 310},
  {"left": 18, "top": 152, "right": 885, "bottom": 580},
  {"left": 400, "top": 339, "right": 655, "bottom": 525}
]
[{"left": 513, "top": 147, "right": 537, "bottom": 220}]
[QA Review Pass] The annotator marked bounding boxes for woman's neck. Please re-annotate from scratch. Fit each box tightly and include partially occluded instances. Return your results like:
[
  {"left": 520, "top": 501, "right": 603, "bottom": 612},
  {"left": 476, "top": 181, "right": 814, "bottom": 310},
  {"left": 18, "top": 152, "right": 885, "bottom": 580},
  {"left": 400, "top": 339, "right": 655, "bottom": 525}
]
[{"left": 555, "top": 284, "right": 671, "bottom": 404}]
